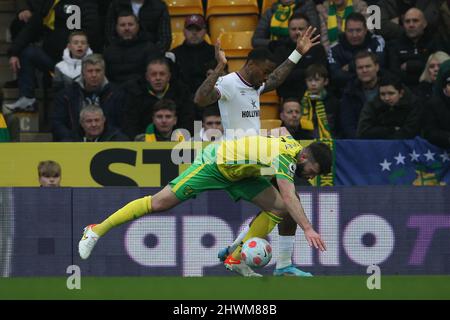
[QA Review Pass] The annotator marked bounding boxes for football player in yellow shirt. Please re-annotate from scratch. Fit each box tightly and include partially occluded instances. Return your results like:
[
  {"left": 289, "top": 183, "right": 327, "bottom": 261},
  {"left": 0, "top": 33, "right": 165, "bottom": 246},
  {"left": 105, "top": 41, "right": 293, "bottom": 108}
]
[{"left": 78, "top": 134, "right": 331, "bottom": 276}]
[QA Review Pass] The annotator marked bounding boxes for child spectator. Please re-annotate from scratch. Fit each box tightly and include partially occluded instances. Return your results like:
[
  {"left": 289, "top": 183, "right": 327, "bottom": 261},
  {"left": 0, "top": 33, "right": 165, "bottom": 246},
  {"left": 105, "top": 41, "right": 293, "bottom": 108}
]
[
  {"left": 298, "top": 64, "right": 340, "bottom": 139},
  {"left": 53, "top": 31, "right": 93, "bottom": 93},
  {"left": 38, "top": 160, "right": 62, "bottom": 187}
]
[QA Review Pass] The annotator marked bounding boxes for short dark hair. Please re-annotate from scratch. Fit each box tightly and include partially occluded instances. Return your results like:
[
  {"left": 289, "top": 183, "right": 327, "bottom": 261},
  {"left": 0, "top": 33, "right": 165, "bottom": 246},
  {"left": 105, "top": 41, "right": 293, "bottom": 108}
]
[
  {"left": 247, "top": 47, "right": 277, "bottom": 64},
  {"left": 202, "top": 105, "right": 221, "bottom": 120},
  {"left": 379, "top": 74, "right": 403, "bottom": 92},
  {"left": 345, "top": 12, "right": 367, "bottom": 29},
  {"left": 117, "top": 10, "right": 139, "bottom": 23},
  {"left": 305, "top": 64, "right": 328, "bottom": 79},
  {"left": 307, "top": 142, "right": 332, "bottom": 175},
  {"left": 152, "top": 99, "right": 177, "bottom": 116},
  {"left": 354, "top": 50, "right": 379, "bottom": 64},
  {"left": 146, "top": 56, "right": 171, "bottom": 70},
  {"left": 289, "top": 12, "right": 310, "bottom": 25},
  {"left": 279, "top": 97, "right": 301, "bottom": 113}
]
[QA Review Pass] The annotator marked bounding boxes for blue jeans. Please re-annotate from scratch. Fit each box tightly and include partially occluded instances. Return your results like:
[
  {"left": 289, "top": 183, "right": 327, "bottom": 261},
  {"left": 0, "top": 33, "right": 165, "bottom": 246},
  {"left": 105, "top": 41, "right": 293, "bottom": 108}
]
[{"left": 18, "top": 45, "right": 55, "bottom": 98}]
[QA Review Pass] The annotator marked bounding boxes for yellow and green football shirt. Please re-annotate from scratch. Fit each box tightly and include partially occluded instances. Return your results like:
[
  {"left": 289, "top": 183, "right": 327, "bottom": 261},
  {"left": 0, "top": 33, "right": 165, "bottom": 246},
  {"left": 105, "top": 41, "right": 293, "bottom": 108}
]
[{"left": 213, "top": 135, "right": 303, "bottom": 183}]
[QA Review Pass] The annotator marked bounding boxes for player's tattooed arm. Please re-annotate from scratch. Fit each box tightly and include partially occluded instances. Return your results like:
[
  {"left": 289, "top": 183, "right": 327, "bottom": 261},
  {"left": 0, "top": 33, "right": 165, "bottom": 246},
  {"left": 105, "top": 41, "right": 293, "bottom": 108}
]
[
  {"left": 262, "top": 60, "right": 296, "bottom": 93},
  {"left": 194, "top": 70, "right": 222, "bottom": 106},
  {"left": 194, "top": 40, "right": 227, "bottom": 106}
]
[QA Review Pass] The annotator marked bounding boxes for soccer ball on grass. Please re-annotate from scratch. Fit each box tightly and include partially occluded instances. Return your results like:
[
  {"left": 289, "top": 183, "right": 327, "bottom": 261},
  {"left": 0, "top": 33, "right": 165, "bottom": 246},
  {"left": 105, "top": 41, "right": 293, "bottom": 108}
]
[{"left": 241, "top": 237, "right": 272, "bottom": 268}]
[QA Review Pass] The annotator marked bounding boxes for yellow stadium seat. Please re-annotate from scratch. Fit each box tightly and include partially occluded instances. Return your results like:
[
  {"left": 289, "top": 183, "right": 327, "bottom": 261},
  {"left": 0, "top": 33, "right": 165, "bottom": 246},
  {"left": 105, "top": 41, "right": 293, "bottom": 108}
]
[
  {"left": 206, "top": 0, "right": 259, "bottom": 19},
  {"left": 261, "top": 119, "right": 282, "bottom": 130},
  {"left": 260, "top": 90, "right": 280, "bottom": 105},
  {"left": 170, "top": 16, "right": 187, "bottom": 32},
  {"left": 164, "top": 0, "right": 204, "bottom": 16},
  {"left": 261, "top": 0, "right": 277, "bottom": 14},
  {"left": 226, "top": 58, "right": 246, "bottom": 72},
  {"left": 170, "top": 32, "right": 212, "bottom": 50},
  {"left": 260, "top": 104, "right": 280, "bottom": 120},
  {"left": 218, "top": 31, "right": 253, "bottom": 58},
  {"left": 209, "top": 15, "right": 258, "bottom": 43}
]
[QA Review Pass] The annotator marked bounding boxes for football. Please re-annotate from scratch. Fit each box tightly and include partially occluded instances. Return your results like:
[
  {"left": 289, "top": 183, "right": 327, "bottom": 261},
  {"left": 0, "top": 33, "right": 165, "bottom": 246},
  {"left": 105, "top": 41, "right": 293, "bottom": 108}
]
[{"left": 241, "top": 237, "right": 272, "bottom": 268}]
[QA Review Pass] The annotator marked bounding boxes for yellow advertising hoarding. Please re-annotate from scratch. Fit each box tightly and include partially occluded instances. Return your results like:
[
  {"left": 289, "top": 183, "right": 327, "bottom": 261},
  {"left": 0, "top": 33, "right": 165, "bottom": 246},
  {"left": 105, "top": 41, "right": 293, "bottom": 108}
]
[{"left": 0, "top": 142, "right": 200, "bottom": 187}]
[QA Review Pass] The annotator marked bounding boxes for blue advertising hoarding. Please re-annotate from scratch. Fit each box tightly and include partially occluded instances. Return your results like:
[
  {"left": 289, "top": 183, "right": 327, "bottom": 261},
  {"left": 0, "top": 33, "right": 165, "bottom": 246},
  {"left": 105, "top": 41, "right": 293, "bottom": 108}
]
[{"left": 1, "top": 186, "right": 448, "bottom": 277}]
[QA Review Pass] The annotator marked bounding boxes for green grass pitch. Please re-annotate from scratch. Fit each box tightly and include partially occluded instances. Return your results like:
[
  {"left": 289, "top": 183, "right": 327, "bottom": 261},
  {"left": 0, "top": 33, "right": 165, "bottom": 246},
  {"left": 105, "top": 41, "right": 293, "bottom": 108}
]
[{"left": 1, "top": 276, "right": 450, "bottom": 300}]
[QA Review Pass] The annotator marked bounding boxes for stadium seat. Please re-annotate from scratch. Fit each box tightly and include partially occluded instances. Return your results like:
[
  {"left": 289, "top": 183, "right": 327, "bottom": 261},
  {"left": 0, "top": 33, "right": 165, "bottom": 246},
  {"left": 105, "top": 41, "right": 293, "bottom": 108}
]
[
  {"left": 260, "top": 104, "right": 280, "bottom": 120},
  {"left": 206, "top": 0, "right": 259, "bottom": 19},
  {"left": 218, "top": 31, "right": 253, "bottom": 58},
  {"left": 170, "top": 16, "right": 187, "bottom": 32},
  {"left": 260, "top": 90, "right": 280, "bottom": 105},
  {"left": 261, "top": 0, "right": 277, "bottom": 15},
  {"left": 261, "top": 119, "right": 282, "bottom": 130},
  {"left": 163, "top": 0, "right": 204, "bottom": 16},
  {"left": 170, "top": 32, "right": 212, "bottom": 49},
  {"left": 226, "top": 58, "right": 246, "bottom": 72},
  {"left": 209, "top": 15, "right": 258, "bottom": 43}
]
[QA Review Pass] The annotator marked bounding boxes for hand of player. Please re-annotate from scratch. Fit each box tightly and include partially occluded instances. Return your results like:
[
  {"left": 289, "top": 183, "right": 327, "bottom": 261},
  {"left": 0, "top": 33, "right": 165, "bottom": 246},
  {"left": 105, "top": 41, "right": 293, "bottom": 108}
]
[
  {"left": 296, "top": 26, "right": 320, "bottom": 55},
  {"left": 214, "top": 39, "right": 227, "bottom": 68},
  {"left": 9, "top": 56, "right": 21, "bottom": 73},
  {"left": 342, "top": 64, "right": 349, "bottom": 72},
  {"left": 18, "top": 10, "right": 32, "bottom": 22},
  {"left": 304, "top": 227, "right": 327, "bottom": 251}
]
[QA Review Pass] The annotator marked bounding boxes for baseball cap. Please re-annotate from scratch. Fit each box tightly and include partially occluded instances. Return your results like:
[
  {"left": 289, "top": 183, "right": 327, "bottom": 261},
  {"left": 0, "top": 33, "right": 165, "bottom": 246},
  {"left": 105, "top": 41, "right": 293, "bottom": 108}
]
[{"left": 184, "top": 14, "right": 206, "bottom": 29}]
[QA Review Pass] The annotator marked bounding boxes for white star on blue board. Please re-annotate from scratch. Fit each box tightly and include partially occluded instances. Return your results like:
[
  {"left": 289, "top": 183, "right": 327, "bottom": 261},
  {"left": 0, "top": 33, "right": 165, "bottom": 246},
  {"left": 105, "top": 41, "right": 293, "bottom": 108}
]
[
  {"left": 409, "top": 150, "right": 420, "bottom": 162},
  {"left": 440, "top": 152, "right": 450, "bottom": 163},
  {"left": 394, "top": 152, "right": 406, "bottom": 165},
  {"left": 424, "top": 150, "right": 435, "bottom": 161},
  {"left": 380, "top": 159, "right": 392, "bottom": 171}
]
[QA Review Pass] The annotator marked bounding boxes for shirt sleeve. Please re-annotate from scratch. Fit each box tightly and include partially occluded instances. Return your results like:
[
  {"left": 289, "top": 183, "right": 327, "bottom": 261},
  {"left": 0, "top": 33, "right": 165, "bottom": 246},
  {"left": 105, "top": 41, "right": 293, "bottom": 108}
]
[
  {"left": 272, "top": 154, "right": 296, "bottom": 182},
  {"left": 215, "top": 76, "right": 234, "bottom": 101}
]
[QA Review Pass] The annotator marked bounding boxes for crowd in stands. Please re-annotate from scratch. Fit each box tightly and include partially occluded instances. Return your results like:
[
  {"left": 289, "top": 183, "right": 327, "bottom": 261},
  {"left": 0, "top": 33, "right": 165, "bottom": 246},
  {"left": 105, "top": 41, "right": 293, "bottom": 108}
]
[{"left": 0, "top": 0, "right": 449, "bottom": 150}]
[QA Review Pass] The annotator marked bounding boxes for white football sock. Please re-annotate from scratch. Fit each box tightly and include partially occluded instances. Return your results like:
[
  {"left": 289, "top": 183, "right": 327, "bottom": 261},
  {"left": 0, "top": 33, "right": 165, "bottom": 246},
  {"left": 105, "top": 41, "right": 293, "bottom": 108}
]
[
  {"left": 276, "top": 235, "right": 295, "bottom": 269},
  {"left": 229, "top": 225, "right": 250, "bottom": 253}
]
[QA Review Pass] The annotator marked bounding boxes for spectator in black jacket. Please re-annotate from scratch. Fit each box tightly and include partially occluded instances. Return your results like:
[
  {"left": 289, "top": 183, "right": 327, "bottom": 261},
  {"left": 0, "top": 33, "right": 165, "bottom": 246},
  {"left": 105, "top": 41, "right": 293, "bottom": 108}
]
[
  {"left": 422, "top": 68, "right": 450, "bottom": 149},
  {"left": 51, "top": 54, "right": 125, "bottom": 141},
  {"left": 269, "top": 13, "right": 327, "bottom": 98},
  {"left": 340, "top": 50, "right": 381, "bottom": 138},
  {"left": 77, "top": 105, "right": 129, "bottom": 142},
  {"left": 357, "top": 74, "right": 421, "bottom": 139},
  {"left": 387, "top": 8, "right": 438, "bottom": 92},
  {"left": 105, "top": 0, "right": 171, "bottom": 53},
  {"left": 5, "top": 0, "right": 101, "bottom": 111},
  {"left": 171, "top": 14, "right": 215, "bottom": 96},
  {"left": 8, "top": 0, "right": 44, "bottom": 41},
  {"left": 327, "top": 12, "right": 386, "bottom": 95},
  {"left": 122, "top": 57, "right": 196, "bottom": 140},
  {"left": 103, "top": 11, "right": 160, "bottom": 86},
  {"left": 376, "top": 0, "right": 441, "bottom": 42}
]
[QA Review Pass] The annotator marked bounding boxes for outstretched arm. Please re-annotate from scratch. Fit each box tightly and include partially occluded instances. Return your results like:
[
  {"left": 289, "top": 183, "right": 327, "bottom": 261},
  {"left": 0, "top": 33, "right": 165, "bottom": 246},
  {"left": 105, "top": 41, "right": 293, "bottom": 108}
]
[
  {"left": 194, "top": 40, "right": 227, "bottom": 106},
  {"left": 263, "top": 26, "right": 320, "bottom": 93},
  {"left": 276, "top": 178, "right": 326, "bottom": 251}
]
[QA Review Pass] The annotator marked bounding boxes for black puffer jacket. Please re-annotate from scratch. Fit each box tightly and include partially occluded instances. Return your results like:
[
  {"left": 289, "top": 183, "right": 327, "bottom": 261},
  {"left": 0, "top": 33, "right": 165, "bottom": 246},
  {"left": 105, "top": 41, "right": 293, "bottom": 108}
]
[
  {"left": 422, "top": 92, "right": 450, "bottom": 149},
  {"left": 104, "top": 30, "right": 160, "bottom": 85},
  {"left": 105, "top": 0, "right": 171, "bottom": 53},
  {"left": 357, "top": 86, "right": 422, "bottom": 139},
  {"left": 122, "top": 77, "right": 195, "bottom": 139},
  {"left": 172, "top": 40, "right": 215, "bottom": 95},
  {"left": 387, "top": 31, "right": 438, "bottom": 90},
  {"left": 8, "top": 0, "right": 101, "bottom": 61}
]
